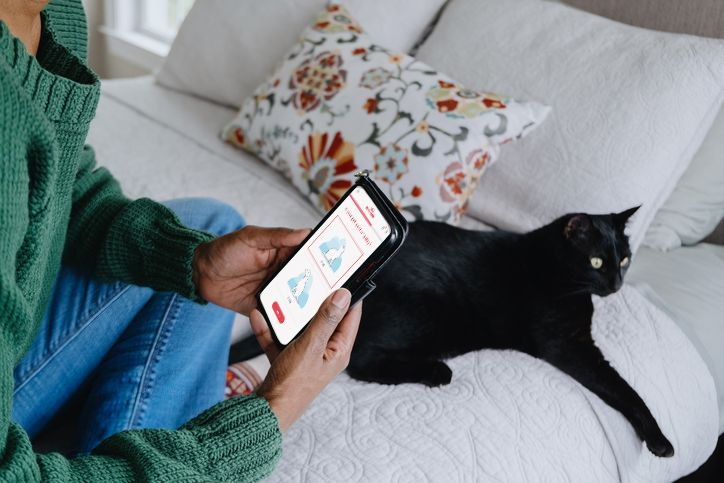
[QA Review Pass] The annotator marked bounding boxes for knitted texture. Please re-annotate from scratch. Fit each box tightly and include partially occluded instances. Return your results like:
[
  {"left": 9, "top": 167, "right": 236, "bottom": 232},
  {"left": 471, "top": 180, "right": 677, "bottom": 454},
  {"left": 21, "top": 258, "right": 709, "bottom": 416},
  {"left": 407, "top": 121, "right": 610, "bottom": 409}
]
[{"left": 0, "top": 1, "right": 281, "bottom": 481}]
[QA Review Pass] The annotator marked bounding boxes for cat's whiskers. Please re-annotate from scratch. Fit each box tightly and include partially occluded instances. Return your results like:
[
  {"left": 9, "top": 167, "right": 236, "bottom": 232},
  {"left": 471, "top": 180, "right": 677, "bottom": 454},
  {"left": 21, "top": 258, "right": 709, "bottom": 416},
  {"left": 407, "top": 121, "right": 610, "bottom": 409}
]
[{"left": 553, "top": 279, "right": 595, "bottom": 299}]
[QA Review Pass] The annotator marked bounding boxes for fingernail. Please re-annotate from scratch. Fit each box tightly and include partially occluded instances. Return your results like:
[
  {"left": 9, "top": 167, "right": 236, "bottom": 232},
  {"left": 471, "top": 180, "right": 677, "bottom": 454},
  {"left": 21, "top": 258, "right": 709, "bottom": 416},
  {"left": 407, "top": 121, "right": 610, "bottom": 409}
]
[{"left": 332, "top": 289, "right": 351, "bottom": 309}]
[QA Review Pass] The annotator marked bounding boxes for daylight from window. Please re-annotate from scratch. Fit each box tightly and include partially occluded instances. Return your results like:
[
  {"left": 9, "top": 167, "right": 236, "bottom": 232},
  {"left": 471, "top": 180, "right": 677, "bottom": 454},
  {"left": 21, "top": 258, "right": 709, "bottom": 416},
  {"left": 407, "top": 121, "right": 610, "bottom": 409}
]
[{"left": 140, "top": 0, "right": 195, "bottom": 41}]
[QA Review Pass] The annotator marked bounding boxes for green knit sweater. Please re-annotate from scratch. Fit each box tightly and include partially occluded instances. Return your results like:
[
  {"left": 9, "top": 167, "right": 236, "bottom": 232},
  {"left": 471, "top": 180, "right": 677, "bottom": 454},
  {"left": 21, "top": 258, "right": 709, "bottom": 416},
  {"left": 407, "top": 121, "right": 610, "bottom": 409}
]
[{"left": 0, "top": 1, "right": 281, "bottom": 481}]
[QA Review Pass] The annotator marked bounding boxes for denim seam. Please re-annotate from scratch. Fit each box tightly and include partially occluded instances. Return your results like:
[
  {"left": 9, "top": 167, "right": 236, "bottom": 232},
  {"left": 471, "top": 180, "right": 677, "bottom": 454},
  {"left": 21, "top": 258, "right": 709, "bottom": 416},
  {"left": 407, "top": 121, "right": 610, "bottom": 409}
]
[
  {"left": 62, "top": 282, "right": 126, "bottom": 345},
  {"left": 16, "top": 281, "right": 127, "bottom": 383},
  {"left": 13, "top": 285, "right": 133, "bottom": 395},
  {"left": 128, "top": 293, "right": 180, "bottom": 429}
]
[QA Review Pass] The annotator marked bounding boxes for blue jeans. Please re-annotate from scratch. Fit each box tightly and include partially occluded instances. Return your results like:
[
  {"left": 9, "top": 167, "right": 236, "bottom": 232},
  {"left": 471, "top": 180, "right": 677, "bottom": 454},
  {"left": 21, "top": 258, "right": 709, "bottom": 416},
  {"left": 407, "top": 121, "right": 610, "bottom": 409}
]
[{"left": 12, "top": 198, "right": 244, "bottom": 455}]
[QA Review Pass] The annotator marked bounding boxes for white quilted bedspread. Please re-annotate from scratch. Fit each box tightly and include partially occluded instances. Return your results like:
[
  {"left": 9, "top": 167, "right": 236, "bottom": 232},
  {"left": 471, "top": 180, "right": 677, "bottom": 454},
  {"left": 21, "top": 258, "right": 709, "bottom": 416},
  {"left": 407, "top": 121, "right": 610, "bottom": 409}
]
[
  {"left": 88, "top": 79, "right": 718, "bottom": 483},
  {"left": 271, "top": 286, "right": 717, "bottom": 483}
]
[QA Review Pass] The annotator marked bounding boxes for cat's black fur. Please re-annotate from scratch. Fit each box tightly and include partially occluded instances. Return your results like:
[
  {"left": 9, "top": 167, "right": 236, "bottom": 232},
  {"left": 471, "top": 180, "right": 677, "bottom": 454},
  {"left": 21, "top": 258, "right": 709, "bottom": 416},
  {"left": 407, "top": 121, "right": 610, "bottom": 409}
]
[{"left": 347, "top": 207, "right": 675, "bottom": 458}]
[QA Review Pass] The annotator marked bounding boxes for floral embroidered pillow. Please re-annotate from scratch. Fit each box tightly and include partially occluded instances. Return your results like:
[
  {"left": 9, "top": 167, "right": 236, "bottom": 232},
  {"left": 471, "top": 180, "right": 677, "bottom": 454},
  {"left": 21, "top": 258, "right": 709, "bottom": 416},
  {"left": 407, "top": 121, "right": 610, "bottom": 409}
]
[{"left": 222, "top": 4, "right": 549, "bottom": 223}]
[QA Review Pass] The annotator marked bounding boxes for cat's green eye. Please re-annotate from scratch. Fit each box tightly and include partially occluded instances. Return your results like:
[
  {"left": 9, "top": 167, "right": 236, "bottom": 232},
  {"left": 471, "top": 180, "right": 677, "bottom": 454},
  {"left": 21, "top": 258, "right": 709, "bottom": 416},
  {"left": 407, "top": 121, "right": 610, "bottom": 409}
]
[
  {"left": 590, "top": 257, "right": 603, "bottom": 269},
  {"left": 620, "top": 256, "right": 630, "bottom": 268}
]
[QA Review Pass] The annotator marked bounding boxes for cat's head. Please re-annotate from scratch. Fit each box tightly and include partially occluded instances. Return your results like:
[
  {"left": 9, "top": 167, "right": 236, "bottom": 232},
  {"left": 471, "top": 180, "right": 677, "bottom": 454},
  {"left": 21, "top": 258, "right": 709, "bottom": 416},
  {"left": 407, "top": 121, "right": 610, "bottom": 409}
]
[{"left": 560, "top": 206, "right": 639, "bottom": 297}]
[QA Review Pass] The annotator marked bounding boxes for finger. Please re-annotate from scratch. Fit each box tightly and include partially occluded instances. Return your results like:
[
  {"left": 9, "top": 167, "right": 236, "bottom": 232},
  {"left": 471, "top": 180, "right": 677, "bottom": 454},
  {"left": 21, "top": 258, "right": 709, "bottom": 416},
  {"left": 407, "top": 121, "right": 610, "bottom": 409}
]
[
  {"left": 249, "top": 309, "right": 280, "bottom": 362},
  {"left": 301, "top": 289, "right": 351, "bottom": 350},
  {"left": 328, "top": 301, "right": 362, "bottom": 354},
  {"left": 244, "top": 227, "right": 310, "bottom": 250},
  {"left": 274, "top": 246, "right": 301, "bottom": 266}
]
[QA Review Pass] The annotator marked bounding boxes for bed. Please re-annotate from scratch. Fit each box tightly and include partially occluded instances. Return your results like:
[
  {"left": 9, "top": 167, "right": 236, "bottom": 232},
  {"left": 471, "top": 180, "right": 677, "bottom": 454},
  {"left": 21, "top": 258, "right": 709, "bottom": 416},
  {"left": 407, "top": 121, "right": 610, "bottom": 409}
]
[{"left": 86, "top": 76, "right": 724, "bottom": 482}]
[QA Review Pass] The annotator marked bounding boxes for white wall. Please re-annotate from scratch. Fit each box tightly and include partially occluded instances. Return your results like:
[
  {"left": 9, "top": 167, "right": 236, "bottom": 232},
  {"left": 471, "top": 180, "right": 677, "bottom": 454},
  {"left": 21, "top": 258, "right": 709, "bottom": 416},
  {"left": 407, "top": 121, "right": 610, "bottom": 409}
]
[{"left": 82, "top": 0, "right": 151, "bottom": 78}]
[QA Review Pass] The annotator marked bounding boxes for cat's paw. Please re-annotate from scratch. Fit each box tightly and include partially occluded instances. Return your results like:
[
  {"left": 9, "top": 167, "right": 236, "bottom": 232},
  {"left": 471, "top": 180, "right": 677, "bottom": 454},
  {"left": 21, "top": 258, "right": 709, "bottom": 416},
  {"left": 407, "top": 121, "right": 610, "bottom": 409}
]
[
  {"left": 422, "top": 361, "right": 453, "bottom": 387},
  {"left": 645, "top": 432, "right": 674, "bottom": 458}
]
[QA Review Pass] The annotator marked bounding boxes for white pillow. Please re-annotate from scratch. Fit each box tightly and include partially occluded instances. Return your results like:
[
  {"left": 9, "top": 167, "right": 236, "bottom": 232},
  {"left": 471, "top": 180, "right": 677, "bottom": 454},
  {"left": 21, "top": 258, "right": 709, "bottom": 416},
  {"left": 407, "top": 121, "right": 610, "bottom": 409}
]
[
  {"left": 156, "top": 0, "right": 447, "bottom": 108},
  {"left": 416, "top": 0, "right": 724, "bottom": 249},
  {"left": 644, "top": 106, "right": 724, "bottom": 250},
  {"left": 221, "top": 4, "right": 549, "bottom": 223}
]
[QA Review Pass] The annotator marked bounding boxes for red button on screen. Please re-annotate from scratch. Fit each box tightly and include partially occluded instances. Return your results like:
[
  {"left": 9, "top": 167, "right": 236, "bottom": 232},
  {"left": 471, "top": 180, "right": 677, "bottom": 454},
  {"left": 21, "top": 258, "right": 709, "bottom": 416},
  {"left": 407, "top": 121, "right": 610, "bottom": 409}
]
[{"left": 272, "top": 302, "right": 285, "bottom": 323}]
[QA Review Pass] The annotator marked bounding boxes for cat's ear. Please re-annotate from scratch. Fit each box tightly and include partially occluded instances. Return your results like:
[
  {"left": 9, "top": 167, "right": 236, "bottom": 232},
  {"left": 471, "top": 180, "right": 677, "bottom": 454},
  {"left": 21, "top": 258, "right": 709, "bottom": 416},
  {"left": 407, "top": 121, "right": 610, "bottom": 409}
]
[
  {"left": 563, "top": 214, "right": 592, "bottom": 244},
  {"left": 613, "top": 205, "right": 640, "bottom": 230}
]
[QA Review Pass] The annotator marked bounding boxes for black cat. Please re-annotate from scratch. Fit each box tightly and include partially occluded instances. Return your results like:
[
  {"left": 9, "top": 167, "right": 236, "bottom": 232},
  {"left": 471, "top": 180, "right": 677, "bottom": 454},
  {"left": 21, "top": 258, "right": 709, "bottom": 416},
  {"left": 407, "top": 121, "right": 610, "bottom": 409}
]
[{"left": 347, "top": 207, "right": 675, "bottom": 458}]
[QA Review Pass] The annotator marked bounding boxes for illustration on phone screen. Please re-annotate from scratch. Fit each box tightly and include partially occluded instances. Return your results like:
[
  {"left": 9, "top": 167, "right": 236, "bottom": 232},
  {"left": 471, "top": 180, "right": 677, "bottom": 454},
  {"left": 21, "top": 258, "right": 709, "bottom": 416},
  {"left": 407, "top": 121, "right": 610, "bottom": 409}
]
[
  {"left": 320, "top": 237, "right": 346, "bottom": 272},
  {"left": 287, "top": 269, "right": 313, "bottom": 308},
  {"left": 260, "top": 187, "right": 392, "bottom": 345}
]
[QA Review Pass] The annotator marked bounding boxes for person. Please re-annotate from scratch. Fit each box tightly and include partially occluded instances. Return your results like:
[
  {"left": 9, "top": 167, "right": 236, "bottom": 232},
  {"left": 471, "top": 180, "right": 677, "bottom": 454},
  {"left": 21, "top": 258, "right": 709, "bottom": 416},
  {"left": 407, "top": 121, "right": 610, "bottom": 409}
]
[{"left": 0, "top": 0, "right": 362, "bottom": 480}]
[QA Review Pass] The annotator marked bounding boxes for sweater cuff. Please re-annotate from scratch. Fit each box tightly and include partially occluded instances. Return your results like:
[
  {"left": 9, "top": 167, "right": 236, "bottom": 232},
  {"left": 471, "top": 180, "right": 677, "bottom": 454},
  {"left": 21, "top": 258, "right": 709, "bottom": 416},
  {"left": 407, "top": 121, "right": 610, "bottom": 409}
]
[
  {"left": 98, "top": 199, "right": 215, "bottom": 302},
  {"left": 141, "top": 210, "right": 214, "bottom": 302},
  {"left": 181, "top": 395, "right": 283, "bottom": 480}
]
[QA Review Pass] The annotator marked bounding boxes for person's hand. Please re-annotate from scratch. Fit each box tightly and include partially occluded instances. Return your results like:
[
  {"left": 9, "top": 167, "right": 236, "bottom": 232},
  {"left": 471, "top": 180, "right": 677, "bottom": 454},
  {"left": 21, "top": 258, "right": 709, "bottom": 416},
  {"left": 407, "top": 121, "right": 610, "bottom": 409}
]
[
  {"left": 250, "top": 289, "right": 362, "bottom": 432},
  {"left": 193, "top": 226, "right": 309, "bottom": 316}
]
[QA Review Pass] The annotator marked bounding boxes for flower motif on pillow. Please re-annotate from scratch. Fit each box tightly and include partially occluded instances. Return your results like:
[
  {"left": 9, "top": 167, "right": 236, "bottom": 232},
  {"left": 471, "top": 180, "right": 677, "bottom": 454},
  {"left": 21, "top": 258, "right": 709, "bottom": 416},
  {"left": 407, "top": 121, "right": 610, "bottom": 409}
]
[
  {"left": 360, "top": 67, "right": 394, "bottom": 90},
  {"left": 299, "top": 131, "right": 358, "bottom": 211},
  {"left": 374, "top": 144, "right": 409, "bottom": 184},
  {"left": 439, "top": 149, "right": 492, "bottom": 219},
  {"left": 427, "top": 80, "right": 508, "bottom": 119},
  {"left": 312, "top": 4, "right": 363, "bottom": 35},
  {"left": 288, "top": 51, "right": 347, "bottom": 113},
  {"left": 223, "top": 4, "right": 549, "bottom": 223}
]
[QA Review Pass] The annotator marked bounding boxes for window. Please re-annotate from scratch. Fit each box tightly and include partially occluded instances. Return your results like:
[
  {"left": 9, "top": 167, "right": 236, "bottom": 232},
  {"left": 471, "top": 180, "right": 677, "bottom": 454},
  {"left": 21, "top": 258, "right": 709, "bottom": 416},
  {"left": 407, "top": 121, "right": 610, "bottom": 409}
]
[
  {"left": 102, "top": 0, "right": 196, "bottom": 71},
  {"left": 138, "top": 0, "right": 196, "bottom": 42}
]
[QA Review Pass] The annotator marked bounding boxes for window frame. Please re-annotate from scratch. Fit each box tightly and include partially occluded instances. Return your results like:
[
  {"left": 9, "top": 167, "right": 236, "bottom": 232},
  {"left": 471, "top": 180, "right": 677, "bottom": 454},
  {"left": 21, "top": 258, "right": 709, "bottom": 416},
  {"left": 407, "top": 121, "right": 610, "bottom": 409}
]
[
  {"left": 135, "top": 0, "right": 180, "bottom": 44},
  {"left": 101, "top": 0, "right": 189, "bottom": 71}
]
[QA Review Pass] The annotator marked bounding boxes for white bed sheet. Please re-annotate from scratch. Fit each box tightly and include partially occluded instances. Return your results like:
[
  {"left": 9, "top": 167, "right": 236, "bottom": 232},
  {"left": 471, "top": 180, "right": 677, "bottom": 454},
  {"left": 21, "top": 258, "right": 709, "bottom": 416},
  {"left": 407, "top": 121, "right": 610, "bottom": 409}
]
[
  {"left": 86, "top": 77, "right": 719, "bottom": 481},
  {"left": 629, "top": 244, "right": 724, "bottom": 433},
  {"left": 89, "top": 78, "right": 319, "bottom": 229}
]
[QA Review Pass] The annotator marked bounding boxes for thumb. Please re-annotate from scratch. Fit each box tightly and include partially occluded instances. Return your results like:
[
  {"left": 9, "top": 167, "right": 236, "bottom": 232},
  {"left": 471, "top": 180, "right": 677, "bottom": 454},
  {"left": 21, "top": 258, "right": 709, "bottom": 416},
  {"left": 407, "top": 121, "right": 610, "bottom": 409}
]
[
  {"left": 302, "top": 289, "right": 352, "bottom": 350},
  {"left": 244, "top": 227, "right": 310, "bottom": 249},
  {"left": 250, "top": 309, "right": 280, "bottom": 362}
]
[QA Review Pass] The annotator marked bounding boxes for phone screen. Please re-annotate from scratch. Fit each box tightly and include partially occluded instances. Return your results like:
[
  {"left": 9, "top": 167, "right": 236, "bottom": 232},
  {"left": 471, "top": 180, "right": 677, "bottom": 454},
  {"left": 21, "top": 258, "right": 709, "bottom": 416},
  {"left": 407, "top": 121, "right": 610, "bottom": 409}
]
[{"left": 260, "top": 186, "right": 392, "bottom": 345}]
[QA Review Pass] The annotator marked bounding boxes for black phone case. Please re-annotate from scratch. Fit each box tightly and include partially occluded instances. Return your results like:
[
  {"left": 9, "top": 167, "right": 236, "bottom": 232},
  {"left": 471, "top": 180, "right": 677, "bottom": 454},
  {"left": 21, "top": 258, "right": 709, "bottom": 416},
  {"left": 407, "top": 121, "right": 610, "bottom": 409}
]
[{"left": 256, "top": 171, "right": 408, "bottom": 347}]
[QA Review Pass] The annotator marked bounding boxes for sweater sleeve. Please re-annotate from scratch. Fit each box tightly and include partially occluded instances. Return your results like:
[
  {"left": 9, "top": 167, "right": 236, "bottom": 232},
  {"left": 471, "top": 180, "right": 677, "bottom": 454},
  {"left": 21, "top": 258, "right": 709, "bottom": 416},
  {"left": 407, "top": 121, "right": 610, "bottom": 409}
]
[
  {"left": 63, "top": 145, "right": 214, "bottom": 300},
  {"left": 1, "top": 375, "right": 282, "bottom": 483},
  {"left": 37, "top": 396, "right": 282, "bottom": 482},
  {"left": 1, "top": 350, "right": 283, "bottom": 482},
  {"left": 0, "top": 85, "right": 281, "bottom": 482}
]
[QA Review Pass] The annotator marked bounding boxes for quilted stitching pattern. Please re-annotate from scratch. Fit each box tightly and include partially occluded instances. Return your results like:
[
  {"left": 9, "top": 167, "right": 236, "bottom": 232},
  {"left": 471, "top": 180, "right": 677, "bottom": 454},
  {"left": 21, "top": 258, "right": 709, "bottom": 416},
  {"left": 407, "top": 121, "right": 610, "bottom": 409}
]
[{"left": 273, "top": 286, "right": 717, "bottom": 482}]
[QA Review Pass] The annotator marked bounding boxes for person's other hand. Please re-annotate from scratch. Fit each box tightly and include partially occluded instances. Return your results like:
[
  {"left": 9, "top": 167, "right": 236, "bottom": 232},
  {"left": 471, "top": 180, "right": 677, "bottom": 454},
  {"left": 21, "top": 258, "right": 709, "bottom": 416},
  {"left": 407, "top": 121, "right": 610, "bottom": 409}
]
[
  {"left": 250, "top": 289, "right": 362, "bottom": 432},
  {"left": 193, "top": 226, "right": 309, "bottom": 316}
]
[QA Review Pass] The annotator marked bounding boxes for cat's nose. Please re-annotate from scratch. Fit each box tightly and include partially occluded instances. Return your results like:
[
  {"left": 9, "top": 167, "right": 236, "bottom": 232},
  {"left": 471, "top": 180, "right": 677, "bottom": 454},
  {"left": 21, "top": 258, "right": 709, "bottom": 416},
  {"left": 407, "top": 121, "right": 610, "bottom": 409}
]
[{"left": 610, "top": 273, "right": 623, "bottom": 291}]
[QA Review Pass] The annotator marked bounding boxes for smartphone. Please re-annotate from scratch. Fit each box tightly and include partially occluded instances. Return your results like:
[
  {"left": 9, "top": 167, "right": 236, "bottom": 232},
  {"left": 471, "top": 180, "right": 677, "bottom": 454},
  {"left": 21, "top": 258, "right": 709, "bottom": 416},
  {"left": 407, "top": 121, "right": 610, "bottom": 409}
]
[{"left": 257, "top": 172, "right": 408, "bottom": 346}]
